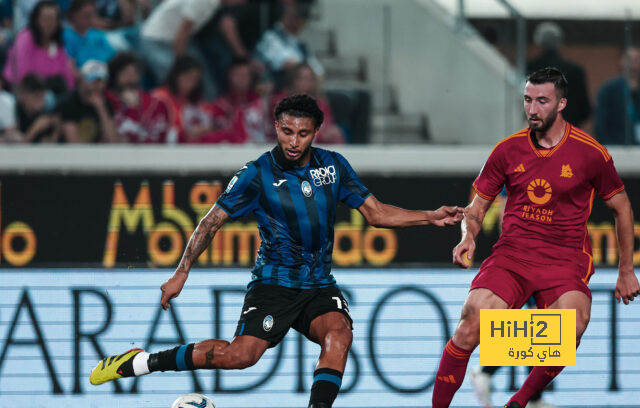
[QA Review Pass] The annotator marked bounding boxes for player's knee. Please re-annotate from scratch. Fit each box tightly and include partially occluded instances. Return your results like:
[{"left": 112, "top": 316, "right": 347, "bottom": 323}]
[
  {"left": 454, "top": 303, "right": 481, "bottom": 348},
  {"left": 455, "top": 318, "right": 480, "bottom": 348},
  {"left": 322, "top": 328, "right": 353, "bottom": 357},
  {"left": 460, "top": 301, "right": 480, "bottom": 322},
  {"left": 576, "top": 316, "right": 590, "bottom": 341}
]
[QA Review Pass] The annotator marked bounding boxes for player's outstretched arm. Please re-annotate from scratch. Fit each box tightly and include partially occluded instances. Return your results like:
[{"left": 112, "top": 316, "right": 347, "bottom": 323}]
[
  {"left": 452, "top": 194, "right": 493, "bottom": 269},
  {"left": 160, "top": 205, "right": 230, "bottom": 310},
  {"left": 604, "top": 191, "right": 640, "bottom": 304},
  {"left": 357, "top": 195, "right": 463, "bottom": 228}
]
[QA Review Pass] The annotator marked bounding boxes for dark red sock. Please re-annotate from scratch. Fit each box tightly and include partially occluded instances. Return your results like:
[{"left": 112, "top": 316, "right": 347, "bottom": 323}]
[
  {"left": 432, "top": 339, "right": 473, "bottom": 408},
  {"left": 508, "top": 366, "right": 564, "bottom": 406}
]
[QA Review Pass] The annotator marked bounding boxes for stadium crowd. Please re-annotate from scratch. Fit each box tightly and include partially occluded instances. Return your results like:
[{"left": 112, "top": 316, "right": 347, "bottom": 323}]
[
  {"left": 0, "top": 0, "right": 347, "bottom": 144},
  {"left": 0, "top": 1, "right": 639, "bottom": 145}
]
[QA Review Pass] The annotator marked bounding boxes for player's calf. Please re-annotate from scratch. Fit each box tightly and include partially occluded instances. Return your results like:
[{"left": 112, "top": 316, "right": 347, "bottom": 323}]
[
  {"left": 309, "top": 315, "right": 353, "bottom": 408},
  {"left": 318, "top": 328, "right": 352, "bottom": 366},
  {"left": 193, "top": 339, "right": 263, "bottom": 369}
]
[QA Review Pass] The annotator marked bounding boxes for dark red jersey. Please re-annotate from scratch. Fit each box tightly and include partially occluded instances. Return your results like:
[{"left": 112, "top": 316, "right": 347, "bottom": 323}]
[{"left": 473, "top": 124, "right": 624, "bottom": 282}]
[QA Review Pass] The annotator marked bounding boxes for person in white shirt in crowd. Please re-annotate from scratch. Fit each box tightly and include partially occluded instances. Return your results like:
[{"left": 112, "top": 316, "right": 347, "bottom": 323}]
[
  {"left": 139, "top": 0, "right": 219, "bottom": 96},
  {"left": 255, "top": 2, "right": 323, "bottom": 89},
  {"left": 0, "top": 75, "right": 19, "bottom": 142}
]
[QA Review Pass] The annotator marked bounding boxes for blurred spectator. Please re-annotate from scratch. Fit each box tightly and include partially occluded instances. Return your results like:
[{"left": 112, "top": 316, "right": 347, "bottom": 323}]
[
  {"left": 105, "top": 51, "right": 172, "bottom": 143},
  {"left": 56, "top": 59, "right": 117, "bottom": 143},
  {"left": 13, "top": 0, "right": 39, "bottom": 32},
  {"left": 0, "top": 0, "right": 12, "bottom": 45},
  {"left": 3, "top": 1, "right": 74, "bottom": 94},
  {"left": 210, "top": 57, "right": 267, "bottom": 143},
  {"left": 15, "top": 1, "right": 72, "bottom": 31},
  {"left": 152, "top": 55, "right": 216, "bottom": 143},
  {"left": 272, "top": 63, "right": 345, "bottom": 144},
  {"left": 93, "top": 0, "right": 136, "bottom": 29},
  {"left": 64, "top": 0, "right": 116, "bottom": 67},
  {"left": 595, "top": 47, "right": 640, "bottom": 145},
  {"left": 0, "top": 76, "right": 19, "bottom": 142},
  {"left": 254, "top": 3, "right": 323, "bottom": 89},
  {"left": 140, "top": 0, "right": 218, "bottom": 93},
  {"left": 527, "top": 22, "right": 591, "bottom": 127},
  {"left": 195, "top": 0, "right": 268, "bottom": 94},
  {"left": 16, "top": 74, "right": 60, "bottom": 143}
]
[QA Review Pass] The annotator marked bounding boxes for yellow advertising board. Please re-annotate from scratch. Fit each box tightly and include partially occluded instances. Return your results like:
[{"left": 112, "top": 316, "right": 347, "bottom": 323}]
[{"left": 480, "top": 309, "right": 576, "bottom": 366}]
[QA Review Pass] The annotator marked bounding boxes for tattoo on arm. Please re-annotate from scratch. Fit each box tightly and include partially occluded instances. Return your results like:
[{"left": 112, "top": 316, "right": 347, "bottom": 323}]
[
  {"left": 176, "top": 206, "right": 228, "bottom": 275},
  {"left": 204, "top": 345, "right": 215, "bottom": 367}
]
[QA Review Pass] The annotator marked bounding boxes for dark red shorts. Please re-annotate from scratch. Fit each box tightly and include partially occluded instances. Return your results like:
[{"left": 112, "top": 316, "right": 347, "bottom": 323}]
[{"left": 470, "top": 248, "right": 592, "bottom": 309}]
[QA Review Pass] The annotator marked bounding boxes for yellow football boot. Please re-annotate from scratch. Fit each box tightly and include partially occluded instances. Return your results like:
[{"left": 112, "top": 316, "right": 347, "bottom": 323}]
[{"left": 89, "top": 348, "right": 144, "bottom": 385}]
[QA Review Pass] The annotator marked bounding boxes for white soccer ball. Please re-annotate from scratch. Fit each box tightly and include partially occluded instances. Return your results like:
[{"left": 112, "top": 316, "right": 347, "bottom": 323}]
[{"left": 170, "top": 393, "right": 216, "bottom": 408}]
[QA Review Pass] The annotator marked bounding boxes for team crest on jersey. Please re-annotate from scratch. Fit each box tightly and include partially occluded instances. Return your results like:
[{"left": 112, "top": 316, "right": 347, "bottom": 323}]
[
  {"left": 560, "top": 164, "right": 573, "bottom": 178},
  {"left": 301, "top": 180, "right": 313, "bottom": 197},
  {"left": 310, "top": 165, "right": 337, "bottom": 186},
  {"left": 225, "top": 176, "right": 238, "bottom": 193},
  {"left": 263, "top": 315, "right": 274, "bottom": 332}
]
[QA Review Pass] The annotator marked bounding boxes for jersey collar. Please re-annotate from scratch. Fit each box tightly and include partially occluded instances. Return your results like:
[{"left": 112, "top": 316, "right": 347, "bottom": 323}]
[{"left": 527, "top": 122, "right": 571, "bottom": 158}]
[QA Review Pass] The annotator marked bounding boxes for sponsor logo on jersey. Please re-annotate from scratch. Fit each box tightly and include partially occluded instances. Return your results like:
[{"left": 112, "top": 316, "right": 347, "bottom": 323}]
[
  {"left": 263, "top": 315, "right": 274, "bottom": 332},
  {"left": 273, "top": 179, "right": 287, "bottom": 187},
  {"left": 301, "top": 180, "right": 313, "bottom": 197},
  {"left": 521, "top": 205, "right": 553, "bottom": 223},
  {"left": 310, "top": 165, "right": 337, "bottom": 186},
  {"left": 527, "top": 178, "right": 552, "bottom": 205},
  {"left": 560, "top": 164, "right": 574, "bottom": 178},
  {"left": 513, "top": 163, "right": 526, "bottom": 173}
]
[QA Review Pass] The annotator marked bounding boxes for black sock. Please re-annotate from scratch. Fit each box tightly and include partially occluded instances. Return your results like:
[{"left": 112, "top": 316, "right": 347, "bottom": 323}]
[
  {"left": 147, "top": 344, "right": 195, "bottom": 372},
  {"left": 308, "top": 368, "right": 343, "bottom": 408}
]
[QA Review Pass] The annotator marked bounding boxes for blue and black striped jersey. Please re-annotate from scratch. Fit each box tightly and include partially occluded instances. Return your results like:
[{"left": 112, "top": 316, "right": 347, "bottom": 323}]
[{"left": 216, "top": 147, "right": 371, "bottom": 288}]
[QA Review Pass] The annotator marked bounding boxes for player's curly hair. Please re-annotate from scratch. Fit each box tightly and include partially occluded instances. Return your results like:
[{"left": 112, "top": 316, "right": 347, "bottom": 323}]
[
  {"left": 274, "top": 94, "right": 324, "bottom": 129},
  {"left": 527, "top": 67, "right": 568, "bottom": 99}
]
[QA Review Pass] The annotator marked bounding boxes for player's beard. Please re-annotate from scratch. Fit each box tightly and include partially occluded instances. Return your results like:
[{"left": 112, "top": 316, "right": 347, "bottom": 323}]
[{"left": 528, "top": 107, "right": 558, "bottom": 133}]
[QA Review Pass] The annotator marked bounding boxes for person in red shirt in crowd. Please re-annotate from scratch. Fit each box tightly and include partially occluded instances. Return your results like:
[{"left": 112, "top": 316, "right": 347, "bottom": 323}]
[
  {"left": 271, "top": 63, "right": 345, "bottom": 144},
  {"left": 152, "top": 55, "right": 216, "bottom": 143},
  {"left": 431, "top": 67, "right": 640, "bottom": 408},
  {"left": 209, "top": 57, "right": 268, "bottom": 144},
  {"left": 105, "top": 51, "right": 173, "bottom": 143}
]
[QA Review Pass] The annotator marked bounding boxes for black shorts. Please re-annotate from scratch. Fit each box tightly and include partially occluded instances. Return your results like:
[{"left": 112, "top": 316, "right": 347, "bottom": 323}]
[{"left": 234, "top": 283, "right": 352, "bottom": 347}]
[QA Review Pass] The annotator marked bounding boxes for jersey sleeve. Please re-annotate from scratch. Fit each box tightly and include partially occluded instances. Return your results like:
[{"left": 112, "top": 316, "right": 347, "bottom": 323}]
[
  {"left": 592, "top": 155, "right": 625, "bottom": 200},
  {"left": 472, "top": 145, "right": 507, "bottom": 201},
  {"left": 334, "top": 152, "right": 371, "bottom": 209},
  {"left": 215, "top": 162, "right": 261, "bottom": 219}
]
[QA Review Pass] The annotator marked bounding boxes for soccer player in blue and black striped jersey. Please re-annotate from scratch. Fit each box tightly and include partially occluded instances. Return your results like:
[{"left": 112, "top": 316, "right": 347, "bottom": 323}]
[{"left": 90, "top": 94, "right": 464, "bottom": 407}]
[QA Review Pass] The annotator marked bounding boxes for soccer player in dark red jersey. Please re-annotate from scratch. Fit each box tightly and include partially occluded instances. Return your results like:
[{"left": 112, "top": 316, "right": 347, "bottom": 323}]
[{"left": 431, "top": 67, "right": 640, "bottom": 408}]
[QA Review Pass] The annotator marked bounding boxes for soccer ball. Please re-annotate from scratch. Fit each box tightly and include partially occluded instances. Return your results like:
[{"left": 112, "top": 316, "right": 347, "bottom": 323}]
[{"left": 170, "top": 393, "right": 216, "bottom": 408}]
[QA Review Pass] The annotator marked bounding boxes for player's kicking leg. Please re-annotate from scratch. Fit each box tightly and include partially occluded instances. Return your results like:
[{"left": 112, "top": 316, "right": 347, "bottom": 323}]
[
  {"left": 432, "top": 288, "right": 508, "bottom": 408},
  {"left": 305, "top": 311, "right": 353, "bottom": 408},
  {"left": 505, "top": 290, "right": 590, "bottom": 408},
  {"left": 89, "top": 335, "right": 269, "bottom": 385}
]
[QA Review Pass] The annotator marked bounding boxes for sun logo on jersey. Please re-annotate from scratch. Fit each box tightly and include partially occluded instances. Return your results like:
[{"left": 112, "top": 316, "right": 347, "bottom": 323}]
[
  {"left": 560, "top": 164, "right": 573, "bottom": 178},
  {"left": 527, "top": 178, "right": 552, "bottom": 205}
]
